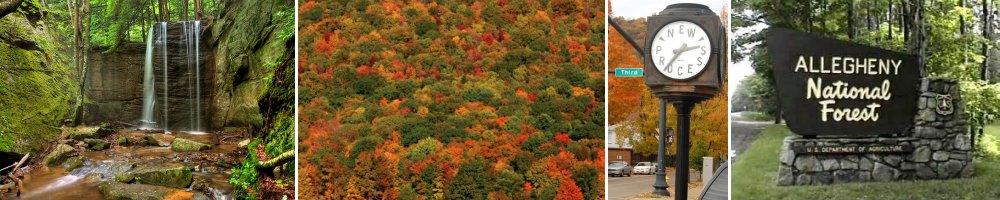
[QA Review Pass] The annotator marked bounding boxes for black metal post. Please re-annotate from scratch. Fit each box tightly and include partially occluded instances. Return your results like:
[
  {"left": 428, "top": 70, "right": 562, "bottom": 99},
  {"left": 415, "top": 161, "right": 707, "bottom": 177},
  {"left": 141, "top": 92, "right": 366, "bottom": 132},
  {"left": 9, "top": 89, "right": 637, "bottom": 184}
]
[
  {"left": 674, "top": 100, "right": 693, "bottom": 199},
  {"left": 653, "top": 99, "right": 670, "bottom": 196}
]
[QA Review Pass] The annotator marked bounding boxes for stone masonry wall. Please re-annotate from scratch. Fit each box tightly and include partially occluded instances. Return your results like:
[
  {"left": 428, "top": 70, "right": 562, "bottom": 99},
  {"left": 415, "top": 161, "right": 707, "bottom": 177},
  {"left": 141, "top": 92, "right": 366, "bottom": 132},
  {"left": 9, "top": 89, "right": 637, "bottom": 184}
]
[{"left": 777, "top": 78, "right": 973, "bottom": 185}]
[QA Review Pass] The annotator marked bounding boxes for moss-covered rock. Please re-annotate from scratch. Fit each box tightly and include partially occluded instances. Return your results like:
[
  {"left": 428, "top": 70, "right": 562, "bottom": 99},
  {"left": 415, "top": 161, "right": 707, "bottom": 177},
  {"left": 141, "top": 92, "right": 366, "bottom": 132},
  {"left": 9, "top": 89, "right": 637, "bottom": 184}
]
[
  {"left": 117, "top": 136, "right": 128, "bottom": 146},
  {"left": 114, "top": 172, "right": 134, "bottom": 183},
  {"left": 0, "top": 11, "right": 77, "bottom": 155},
  {"left": 170, "top": 138, "right": 210, "bottom": 152},
  {"left": 83, "top": 138, "right": 107, "bottom": 150},
  {"left": 42, "top": 144, "right": 74, "bottom": 167},
  {"left": 127, "top": 165, "right": 193, "bottom": 188},
  {"left": 145, "top": 134, "right": 175, "bottom": 147},
  {"left": 120, "top": 132, "right": 149, "bottom": 146},
  {"left": 98, "top": 181, "right": 208, "bottom": 200},
  {"left": 70, "top": 126, "right": 112, "bottom": 140},
  {"left": 63, "top": 156, "right": 85, "bottom": 171}
]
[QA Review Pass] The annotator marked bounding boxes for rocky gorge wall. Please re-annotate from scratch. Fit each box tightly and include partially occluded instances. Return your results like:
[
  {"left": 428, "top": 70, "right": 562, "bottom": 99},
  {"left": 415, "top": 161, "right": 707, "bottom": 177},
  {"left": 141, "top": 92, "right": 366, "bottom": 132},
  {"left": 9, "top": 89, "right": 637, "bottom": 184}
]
[
  {"left": 205, "top": 0, "right": 294, "bottom": 129},
  {"left": 777, "top": 78, "right": 974, "bottom": 185},
  {"left": 0, "top": 12, "right": 77, "bottom": 154},
  {"left": 82, "top": 44, "right": 145, "bottom": 126}
]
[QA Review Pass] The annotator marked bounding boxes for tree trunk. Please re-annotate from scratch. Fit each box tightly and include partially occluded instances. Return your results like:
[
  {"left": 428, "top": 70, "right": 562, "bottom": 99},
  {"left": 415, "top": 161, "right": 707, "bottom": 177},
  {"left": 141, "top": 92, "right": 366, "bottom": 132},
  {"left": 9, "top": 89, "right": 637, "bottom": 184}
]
[
  {"left": 0, "top": 0, "right": 23, "bottom": 19},
  {"left": 960, "top": 0, "right": 966, "bottom": 35},
  {"left": 983, "top": 0, "right": 990, "bottom": 80},
  {"left": 257, "top": 150, "right": 294, "bottom": 169},
  {"left": 158, "top": 0, "right": 168, "bottom": 21},
  {"left": 907, "top": 0, "right": 927, "bottom": 76},
  {"left": 848, "top": 0, "right": 855, "bottom": 40},
  {"left": 180, "top": 0, "right": 187, "bottom": 21},
  {"left": 73, "top": 0, "right": 90, "bottom": 125},
  {"left": 194, "top": 0, "right": 202, "bottom": 19}
]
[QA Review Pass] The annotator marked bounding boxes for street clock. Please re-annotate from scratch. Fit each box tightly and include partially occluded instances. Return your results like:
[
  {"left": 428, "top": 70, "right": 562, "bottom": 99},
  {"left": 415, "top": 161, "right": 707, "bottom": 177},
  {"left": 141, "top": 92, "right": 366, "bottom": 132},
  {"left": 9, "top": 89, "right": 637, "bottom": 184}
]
[
  {"left": 643, "top": 3, "right": 725, "bottom": 102},
  {"left": 650, "top": 20, "right": 711, "bottom": 80}
]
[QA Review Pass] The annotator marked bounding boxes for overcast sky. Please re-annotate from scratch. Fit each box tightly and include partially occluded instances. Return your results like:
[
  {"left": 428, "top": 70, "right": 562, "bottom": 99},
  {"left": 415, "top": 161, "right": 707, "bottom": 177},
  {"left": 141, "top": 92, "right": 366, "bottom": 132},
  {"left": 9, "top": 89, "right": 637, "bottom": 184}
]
[{"left": 610, "top": 0, "right": 728, "bottom": 19}]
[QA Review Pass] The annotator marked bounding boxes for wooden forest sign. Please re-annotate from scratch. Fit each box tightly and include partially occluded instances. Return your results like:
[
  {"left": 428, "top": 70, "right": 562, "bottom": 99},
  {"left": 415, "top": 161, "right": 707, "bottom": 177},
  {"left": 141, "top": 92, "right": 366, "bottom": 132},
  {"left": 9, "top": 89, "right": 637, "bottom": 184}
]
[{"left": 767, "top": 28, "right": 920, "bottom": 136}]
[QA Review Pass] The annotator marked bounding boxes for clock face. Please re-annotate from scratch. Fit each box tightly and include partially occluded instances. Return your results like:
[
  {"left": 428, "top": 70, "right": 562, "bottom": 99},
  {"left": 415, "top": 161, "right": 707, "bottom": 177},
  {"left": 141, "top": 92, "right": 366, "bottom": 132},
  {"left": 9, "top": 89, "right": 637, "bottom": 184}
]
[{"left": 650, "top": 20, "right": 711, "bottom": 80}]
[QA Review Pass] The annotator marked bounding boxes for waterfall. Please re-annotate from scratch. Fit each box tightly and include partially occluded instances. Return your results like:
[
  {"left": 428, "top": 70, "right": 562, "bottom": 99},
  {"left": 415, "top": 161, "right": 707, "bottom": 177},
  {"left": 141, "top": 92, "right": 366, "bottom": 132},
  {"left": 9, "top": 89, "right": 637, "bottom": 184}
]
[
  {"left": 184, "top": 21, "right": 205, "bottom": 134},
  {"left": 140, "top": 21, "right": 205, "bottom": 134},
  {"left": 140, "top": 26, "right": 155, "bottom": 129},
  {"left": 195, "top": 20, "right": 201, "bottom": 132},
  {"left": 161, "top": 22, "right": 169, "bottom": 132}
]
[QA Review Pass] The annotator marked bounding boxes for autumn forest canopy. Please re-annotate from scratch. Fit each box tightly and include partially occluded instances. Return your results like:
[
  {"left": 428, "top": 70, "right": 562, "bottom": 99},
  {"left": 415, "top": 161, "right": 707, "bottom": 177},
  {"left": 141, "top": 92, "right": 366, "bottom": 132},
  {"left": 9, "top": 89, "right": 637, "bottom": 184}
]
[{"left": 298, "top": 0, "right": 605, "bottom": 199}]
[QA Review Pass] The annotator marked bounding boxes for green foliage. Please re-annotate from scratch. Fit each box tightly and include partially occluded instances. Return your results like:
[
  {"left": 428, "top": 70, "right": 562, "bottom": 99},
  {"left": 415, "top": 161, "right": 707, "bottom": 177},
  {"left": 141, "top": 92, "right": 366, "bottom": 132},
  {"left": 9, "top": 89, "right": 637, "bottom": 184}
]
[
  {"left": 492, "top": 169, "right": 525, "bottom": 197},
  {"left": 264, "top": 113, "right": 294, "bottom": 159},
  {"left": 961, "top": 81, "right": 1000, "bottom": 126},
  {"left": 461, "top": 86, "right": 495, "bottom": 103},
  {"left": 444, "top": 158, "right": 489, "bottom": 200},
  {"left": 16, "top": 0, "right": 40, "bottom": 16},
  {"left": 230, "top": 139, "right": 260, "bottom": 200},
  {"left": 404, "top": 137, "right": 442, "bottom": 161},
  {"left": 353, "top": 75, "right": 385, "bottom": 95},
  {"left": 571, "top": 164, "right": 600, "bottom": 200},
  {"left": 689, "top": 140, "right": 710, "bottom": 171}
]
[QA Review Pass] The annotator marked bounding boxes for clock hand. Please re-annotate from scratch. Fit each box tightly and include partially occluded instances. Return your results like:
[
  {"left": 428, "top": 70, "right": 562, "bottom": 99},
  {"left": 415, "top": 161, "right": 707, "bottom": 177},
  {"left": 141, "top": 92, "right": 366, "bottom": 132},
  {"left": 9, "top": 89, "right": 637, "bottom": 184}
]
[
  {"left": 663, "top": 44, "right": 688, "bottom": 71},
  {"left": 672, "top": 43, "right": 689, "bottom": 54},
  {"left": 682, "top": 45, "right": 701, "bottom": 52}
]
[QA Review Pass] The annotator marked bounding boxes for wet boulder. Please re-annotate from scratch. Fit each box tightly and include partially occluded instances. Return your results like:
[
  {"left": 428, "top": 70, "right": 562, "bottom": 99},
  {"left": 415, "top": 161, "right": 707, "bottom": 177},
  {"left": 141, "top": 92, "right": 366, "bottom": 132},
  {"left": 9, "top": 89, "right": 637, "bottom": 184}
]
[
  {"left": 98, "top": 182, "right": 209, "bottom": 200},
  {"left": 84, "top": 138, "right": 108, "bottom": 150},
  {"left": 114, "top": 172, "right": 135, "bottom": 183},
  {"left": 43, "top": 144, "right": 75, "bottom": 167},
  {"left": 128, "top": 165, "right": 193, "bottom": 188},
  {"left": 84, "top": 173, "right": 104, "bottom": 184},
  {"left": 70, "top": 125, "right": 113, "bottom": 140},
  {"left": 63, "top": 156, "right": 86, "bottom": 171},
  {"left": 119, "top": 132, "right": 150, "bottom": 146},
  {"left": 171, "top": 138, "right": 210, "bottom": 152},
  {"left": 146, "top": 134, "right": 176, "bottom": 147}
]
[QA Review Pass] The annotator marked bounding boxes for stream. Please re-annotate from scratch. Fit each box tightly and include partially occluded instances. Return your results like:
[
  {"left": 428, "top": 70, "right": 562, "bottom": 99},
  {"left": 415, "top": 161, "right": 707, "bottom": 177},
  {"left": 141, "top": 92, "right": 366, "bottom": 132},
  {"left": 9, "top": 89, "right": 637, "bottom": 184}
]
[{"left": 5, "top": 130, "right": 242, "bottom": 200}]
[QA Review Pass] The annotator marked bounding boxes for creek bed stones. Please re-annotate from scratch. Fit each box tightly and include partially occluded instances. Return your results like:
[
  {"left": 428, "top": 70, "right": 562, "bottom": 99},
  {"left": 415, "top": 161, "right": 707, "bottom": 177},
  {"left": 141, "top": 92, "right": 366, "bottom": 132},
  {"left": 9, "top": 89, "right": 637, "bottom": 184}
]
[
  {"left": 171, "top": 138, "right": 210, "bottom": 152},
  {"left": 99, "top": 181, "right": 209, "bottom": 200},
  {"left": 70, "top": 125, "right": 113, "bottom": 140},
  {"left": 126, "top": 165, "right": 194, "bottom": 188},
  {"left": 43, "top": 144, "right": 76, "bottom": 167},
  {"left": 84, "top": 139, "right": 108, "bottom": 150},
  {"left": 146, "top": 134, "right": 176, "bottom": 147}
]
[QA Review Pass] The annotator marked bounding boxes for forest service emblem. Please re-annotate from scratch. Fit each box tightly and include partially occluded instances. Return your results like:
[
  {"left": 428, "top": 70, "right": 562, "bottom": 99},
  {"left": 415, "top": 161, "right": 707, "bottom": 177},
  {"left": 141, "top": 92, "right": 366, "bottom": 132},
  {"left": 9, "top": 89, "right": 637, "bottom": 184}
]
[{"left": 936, "top": 94, "right": 954, "bottom": 115}]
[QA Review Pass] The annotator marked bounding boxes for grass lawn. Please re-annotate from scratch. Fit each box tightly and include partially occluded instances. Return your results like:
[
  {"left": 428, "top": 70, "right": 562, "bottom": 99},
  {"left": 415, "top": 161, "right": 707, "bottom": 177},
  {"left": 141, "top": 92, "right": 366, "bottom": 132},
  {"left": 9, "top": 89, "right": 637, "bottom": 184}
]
[{"left": 732, "top": 124, "right": 1000, "bottom": 199}]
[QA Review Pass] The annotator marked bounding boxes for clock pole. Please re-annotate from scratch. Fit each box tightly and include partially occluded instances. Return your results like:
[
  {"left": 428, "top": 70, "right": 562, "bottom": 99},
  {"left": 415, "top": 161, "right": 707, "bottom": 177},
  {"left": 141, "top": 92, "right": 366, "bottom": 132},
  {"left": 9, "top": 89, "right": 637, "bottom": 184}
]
[
  {"left": 672, "top": 99, "right": 694, "bottom": 198},
  {"left": 652, "top": 99, "right": 670, "bottom": 196}
]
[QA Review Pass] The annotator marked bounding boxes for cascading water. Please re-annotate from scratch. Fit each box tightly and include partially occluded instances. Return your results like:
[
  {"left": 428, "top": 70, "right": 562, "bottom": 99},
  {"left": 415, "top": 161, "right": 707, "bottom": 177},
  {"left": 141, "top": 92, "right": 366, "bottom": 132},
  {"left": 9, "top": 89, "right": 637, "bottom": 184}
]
[
  {"left": 139, "top": 21, "right": 205, "bottom": 134},
  {"left": 161, "top": 21, "right": 168, "bottom": 132},
  {"left": 184, "top": 21, "right": 203, "bottom": 133},
  {"left": 140, "top": 26, "right": 156, "bottom": 129}
]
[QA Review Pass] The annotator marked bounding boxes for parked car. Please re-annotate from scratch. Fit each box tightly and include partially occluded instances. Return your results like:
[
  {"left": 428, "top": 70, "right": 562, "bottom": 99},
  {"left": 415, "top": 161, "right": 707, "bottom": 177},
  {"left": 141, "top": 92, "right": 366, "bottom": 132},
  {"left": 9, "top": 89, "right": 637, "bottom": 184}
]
[
  {"left": 633, "top": 162, "right": 654, "bottom": 175},
  {"left": 608, "top": 161, "right": 632, "bottom": 177}
]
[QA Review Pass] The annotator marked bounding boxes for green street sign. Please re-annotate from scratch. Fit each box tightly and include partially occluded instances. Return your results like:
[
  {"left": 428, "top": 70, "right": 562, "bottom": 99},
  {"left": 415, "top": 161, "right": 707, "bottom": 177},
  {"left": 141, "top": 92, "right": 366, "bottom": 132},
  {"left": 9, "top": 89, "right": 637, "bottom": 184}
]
[{"left": 615, "top": 68, "right": 644, "bottom": 77}]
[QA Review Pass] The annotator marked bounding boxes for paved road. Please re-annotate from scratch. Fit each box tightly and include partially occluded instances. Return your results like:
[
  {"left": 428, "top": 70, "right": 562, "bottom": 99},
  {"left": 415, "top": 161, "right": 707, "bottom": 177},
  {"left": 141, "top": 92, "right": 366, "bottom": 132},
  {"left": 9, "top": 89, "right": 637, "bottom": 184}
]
[
  {"left": 730, "top": 112, "right": 771, "bottom": 160},
  {"left": 607, "top": 173, "right": 673, "bottom": 200}
]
